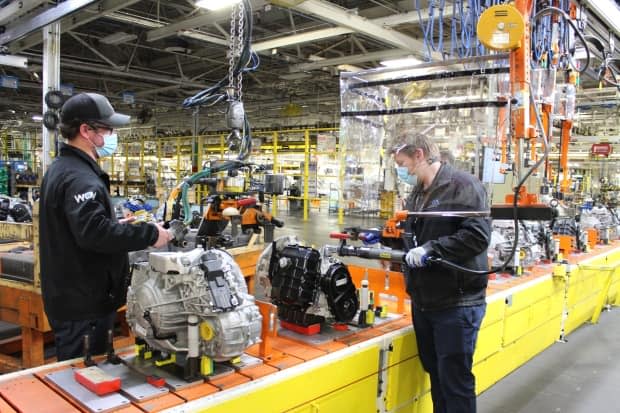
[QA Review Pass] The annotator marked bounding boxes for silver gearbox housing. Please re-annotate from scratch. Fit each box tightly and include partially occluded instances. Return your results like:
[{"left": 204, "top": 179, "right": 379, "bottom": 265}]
[{"left": 126, "top": 248, "right": 262, "bottom": 361}]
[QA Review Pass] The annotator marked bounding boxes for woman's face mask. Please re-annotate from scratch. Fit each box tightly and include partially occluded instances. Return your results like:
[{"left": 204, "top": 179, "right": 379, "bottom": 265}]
[{"left": 396, "top": 166, "right": 417, "bottom": 186}]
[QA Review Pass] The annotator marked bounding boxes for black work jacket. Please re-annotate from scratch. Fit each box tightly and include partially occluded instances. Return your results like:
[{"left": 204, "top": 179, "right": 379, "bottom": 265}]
[
  {"left": 404, "top": 163, "right": 491, "bottom": 311},
  {"left": 39, "top": 144, "right": 158, "bottom": 321}
]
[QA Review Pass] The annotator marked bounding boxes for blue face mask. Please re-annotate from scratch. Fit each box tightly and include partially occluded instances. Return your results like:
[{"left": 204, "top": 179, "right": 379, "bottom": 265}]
[
  {"left": 96, "top": 133, "right": 118, "bottom": 158},
  {"left": 396, "top": 166, "right": 417, "bottom": 186}
]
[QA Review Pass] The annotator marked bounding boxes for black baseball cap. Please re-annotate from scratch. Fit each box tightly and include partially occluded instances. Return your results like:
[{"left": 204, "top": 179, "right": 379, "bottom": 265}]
[{"left": 60, "top": 93, "right": 130, "bottom": 127}]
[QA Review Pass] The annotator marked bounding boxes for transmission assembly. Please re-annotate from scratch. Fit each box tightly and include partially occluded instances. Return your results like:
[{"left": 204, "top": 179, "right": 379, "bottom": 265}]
[
  {"left": 126, "top": 248, "right": 262, "bottom": 378},
  {"left": 256, "top": 236, "right": 359, "bottom": 331}
]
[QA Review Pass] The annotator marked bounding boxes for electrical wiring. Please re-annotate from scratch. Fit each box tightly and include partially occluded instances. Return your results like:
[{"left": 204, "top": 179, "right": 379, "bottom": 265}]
[
  {"left": 182, "top": 0, "right": 257, "bottom": 108},
  {"left": 170, "top": 160, "right": 251, "bottom": 224},
  {"left": 532, "top": 6, "right": 591, "bottom": 73},
  {"left": 531, "top": 1, "right": 552, "bottom": 66},
  {"left": 415, "top": 0, "right": 434, "bottom": 60}
]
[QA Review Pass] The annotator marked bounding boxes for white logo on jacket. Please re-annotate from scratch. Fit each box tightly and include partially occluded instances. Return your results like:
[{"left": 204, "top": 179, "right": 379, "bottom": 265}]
[{"left": 74, "top": 191, "right": 96, "bottom": 203}]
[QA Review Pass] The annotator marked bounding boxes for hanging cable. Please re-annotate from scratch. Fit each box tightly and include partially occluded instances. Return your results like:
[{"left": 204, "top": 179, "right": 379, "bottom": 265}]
[
  {"left": 415, "top": 0, "right": 434, "bottom": 60},
  {"left": 533, "top": 6, "right": 591, "bottom": 73},
  {"left": 183, "top": 0, "right": 256, "bottom": 161}
]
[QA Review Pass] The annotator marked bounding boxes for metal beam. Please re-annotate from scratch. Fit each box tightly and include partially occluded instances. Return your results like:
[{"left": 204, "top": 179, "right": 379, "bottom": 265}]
[
  {"left": 9, "top": 0, "right": 142, "bottom": 53},
  {"left": 107, "top": 12, "right": 228, "bottom": 46},
  {"left": 372, "top": 9, "right": 453, "bottom": 27},
  {"left": 146, "top": 10, "right": 229, "bottom": 42},
  {"left": 291, "top": 0, "right": 431, "bottom": 56},
  {"left": 0, "top": 0, "right": 97, "bottom": 46},
  {"left": 581, "top": 0, "right": 620, "bottom": 37},
  {"left": 105, "top": 12, "right": 164, "bottom": 29},
  {"left": 134, "top": 85, "right": 182, "bottom": 97},
  {"left": 41, "top": 22, "right": 60, "bottom": 173},
  {"left": 25, "top": 53, "right": 209, "bottom": 88},
  {"left": 0, "top": 0, "right": 46, "bottom": 27},
  {"left": 178, "top": 30, "right": 228, "bottom": 46},
  {"left": 253, "top": 27, "right": 351, "bottom": 51},
  {"left": 289, "top": 49, "right": 408, "bottom": 71},
  {"left": 68, "top": 32, "right": 120, "bottom": 69},
  {"left": 252, "top": 6, "right": 444, "bottom": 57},
  {"left": 144, "top": 0, "right": 268, "bottom": 43}
]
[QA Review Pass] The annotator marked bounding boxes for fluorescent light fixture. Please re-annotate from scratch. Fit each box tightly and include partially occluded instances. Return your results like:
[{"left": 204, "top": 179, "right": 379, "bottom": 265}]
[
  {"left": 0, "top": 54, "right": 27, "bottom": 69},
  {"left": 196, "top": 0, "right": 241, "bottom": 10},
  {"left": 107, "top": 12, "right": 164, "bottom": 29},
  {"left": 337, "top": 64, "right": 363, "bottom": 72},
  {"left": 380, "top": 56, "right": 423, "bottom": 68},
  {"left": 32, "top": 115, "right": 43, "bottom": 122},
  {"left": 100, "top": 32, "right": 137, "bottom": 45}
]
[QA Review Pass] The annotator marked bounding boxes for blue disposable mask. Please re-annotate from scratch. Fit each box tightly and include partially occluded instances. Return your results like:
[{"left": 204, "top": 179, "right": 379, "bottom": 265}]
[
  {"left": 96, "top": 133, "right": 118, "bottom": 157},
  {"left": 396, "top": 166, "right": 417, "bottom": 186}
]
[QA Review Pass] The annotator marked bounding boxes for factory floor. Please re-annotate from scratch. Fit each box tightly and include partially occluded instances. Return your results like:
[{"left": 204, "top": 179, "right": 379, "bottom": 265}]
[
  {"left": 478, "top": 307, "right": 620, "bottom": 413},
  {"left": 283, "top": 210, "right": 620, "bottom": 413}
]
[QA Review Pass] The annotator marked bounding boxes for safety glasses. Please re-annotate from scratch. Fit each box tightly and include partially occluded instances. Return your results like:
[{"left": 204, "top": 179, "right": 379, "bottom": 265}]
[
  {"left": 86, "top": 122, "right": 114, "bottom": 137},
  {"left": 392, "top": 143, "right": 409, "bottom": 155}
]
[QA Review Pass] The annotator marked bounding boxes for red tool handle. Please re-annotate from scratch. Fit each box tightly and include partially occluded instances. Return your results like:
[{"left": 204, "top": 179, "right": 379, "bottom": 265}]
[
  {"left": 329, "top": 232, "right": 350, "bottom": 240},
  {"left": 237, "top": 198, "right": 257, "bottom": 207}
]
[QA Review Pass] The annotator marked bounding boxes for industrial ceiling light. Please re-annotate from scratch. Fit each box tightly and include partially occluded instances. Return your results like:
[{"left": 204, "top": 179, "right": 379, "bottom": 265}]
[
  {"left": 100, "top": 32, "right": 138, "bottom": 45},
  {"left": 196, "top": 0, "right": 242, "bottom": 11},
  {"left": 380, "top": 56, "right": 423, "bottom": 68},
  {"left": 336, "top": 64, "right": 363, "bottom": 72},
  {"left": 0, "top": 54, "right": 27, "bottom": 69}
]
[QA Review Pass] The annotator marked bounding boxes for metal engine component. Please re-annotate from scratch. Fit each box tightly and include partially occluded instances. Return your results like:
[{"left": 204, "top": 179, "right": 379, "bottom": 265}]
[
  {"left": 552, "top": 216, "right": 588, "bottom": 252},
  {"left": 490, "top": 220, "right": 549, "bottom": 268},
  {"left": 126, "top": 248, "right": 261, "bottom": 362},
  {"left": 263, "top": 174, "right": 285, "bottom": 195},
  {"left": 226, "top": 100, "right": 245, "bottom": 151},
  {"left": 257, "top": 236, "right": 359, "bottom": 326},
  {"left": 581, "top": 206, "right": 620, "bottom": 244}
]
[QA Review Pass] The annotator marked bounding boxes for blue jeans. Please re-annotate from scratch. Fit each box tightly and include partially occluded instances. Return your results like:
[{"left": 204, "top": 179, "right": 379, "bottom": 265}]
[
  {"left": 412, "top": 303, "right": 486, "bottom": 413},
  {"left": 48, "top": 311, "right": 117, "bottom": 361}
]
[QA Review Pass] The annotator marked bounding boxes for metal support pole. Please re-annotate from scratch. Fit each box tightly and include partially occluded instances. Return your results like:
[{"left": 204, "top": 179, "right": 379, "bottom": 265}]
[
  {"left": 156, "top": 141, "right": 162, "bottom": 194},
  {"left": 41, "top": 22, "right": 60, "bottom": 174},
  {"left": 303, "top": 129, "right": 310, "bottom": 221},
  {"left": 192, "top": 109, "right": 199, "bottom": 202},
  {"left": 338, "top": 132, "right": 345, "bottom": 225},
  {"left": 176, "top": 136, "right": 181, "bottom": 183},
  {"left": 272, "top": 131, "right": 278, "bottom": 217},
  {"left": 192, "top": 108, "right": 199, "bottom": 171}
]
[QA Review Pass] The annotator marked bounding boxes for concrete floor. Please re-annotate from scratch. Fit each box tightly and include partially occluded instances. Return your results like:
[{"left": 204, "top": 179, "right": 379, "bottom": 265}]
[
  {"left": 478, "top": 307, "right": 620, "bottom": 413},
  {"left": 282, "top": 211, "right": 620, "bottom": 413}
]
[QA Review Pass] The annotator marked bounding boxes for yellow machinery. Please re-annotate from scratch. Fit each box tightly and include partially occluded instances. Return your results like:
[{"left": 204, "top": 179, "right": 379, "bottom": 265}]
[{"left": 477, "top": 4, "right": 526, "bottom": 51}]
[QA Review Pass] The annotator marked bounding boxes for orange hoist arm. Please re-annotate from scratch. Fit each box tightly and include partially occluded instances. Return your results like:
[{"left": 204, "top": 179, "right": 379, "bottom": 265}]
[{"left": 560, "top": 119, "right": 573, "bottom": 193}]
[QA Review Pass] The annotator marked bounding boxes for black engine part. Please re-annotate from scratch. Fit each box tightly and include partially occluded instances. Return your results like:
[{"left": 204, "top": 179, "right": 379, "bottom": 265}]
[{"left": 268, "top": 244, "right": 359, "bottom": 326}]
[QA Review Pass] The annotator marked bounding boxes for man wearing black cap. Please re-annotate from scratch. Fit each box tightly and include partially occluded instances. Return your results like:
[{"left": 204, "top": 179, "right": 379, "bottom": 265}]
[{"left": 39, "top": 93, "right": 172, "bottom": 361}]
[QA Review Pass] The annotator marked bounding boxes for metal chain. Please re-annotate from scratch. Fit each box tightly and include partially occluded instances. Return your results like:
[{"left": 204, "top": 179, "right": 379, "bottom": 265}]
[
  {"left": 236, "top": 1, "right": 245, "bottom": 101},
  {"left": 228, "top": 3, "right": 238, "bottom": 95}
]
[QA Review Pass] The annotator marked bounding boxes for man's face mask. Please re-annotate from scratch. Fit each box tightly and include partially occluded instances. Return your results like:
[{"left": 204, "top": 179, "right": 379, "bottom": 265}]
[
  {"left": 96, "top": 132, "right": 118, "bottom": 157},
  {"left": 396, "top": 166, "right": 417, "bottom": 186}
]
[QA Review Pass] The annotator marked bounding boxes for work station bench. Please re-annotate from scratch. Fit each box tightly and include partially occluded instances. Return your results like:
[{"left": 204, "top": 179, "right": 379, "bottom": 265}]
[{"left": 0, "top": 242, "right": 618, "bottom": 413}]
